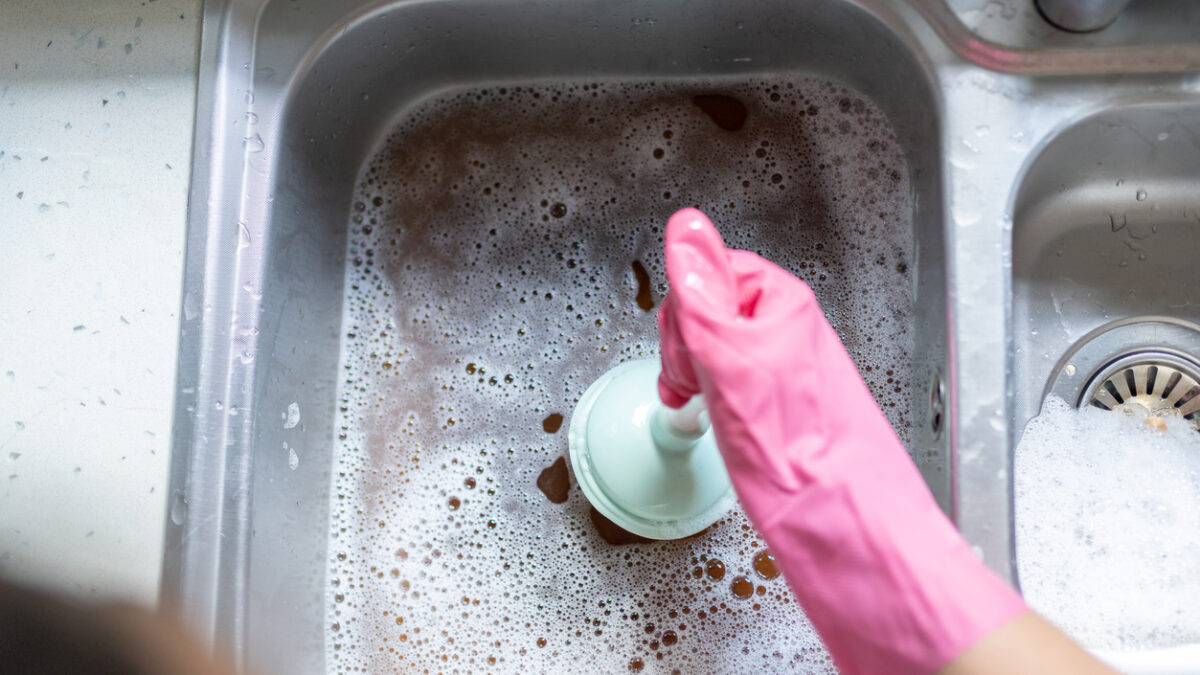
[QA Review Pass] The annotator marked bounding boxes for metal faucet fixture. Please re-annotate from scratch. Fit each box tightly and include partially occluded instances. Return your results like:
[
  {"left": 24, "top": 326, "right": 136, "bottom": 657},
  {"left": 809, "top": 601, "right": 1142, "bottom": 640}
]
[{"left": 1036, "top": 0, "right": 1132, "bottom": 31}]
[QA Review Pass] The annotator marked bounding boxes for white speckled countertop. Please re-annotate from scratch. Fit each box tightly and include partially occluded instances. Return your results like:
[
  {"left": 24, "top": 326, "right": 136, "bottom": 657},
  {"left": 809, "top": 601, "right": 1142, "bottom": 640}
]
[{"left": 0, "top": 0, "right": 200, "bottom": 606}]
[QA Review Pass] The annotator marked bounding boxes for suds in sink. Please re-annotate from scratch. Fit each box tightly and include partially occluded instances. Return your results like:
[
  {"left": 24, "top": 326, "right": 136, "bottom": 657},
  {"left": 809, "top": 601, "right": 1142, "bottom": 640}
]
[
  {"left": 329, "top": 77, "right": 913, "bottom": 673},
  {"left": 1016, "top": 395, "right": 1200, "bottom": 650}
]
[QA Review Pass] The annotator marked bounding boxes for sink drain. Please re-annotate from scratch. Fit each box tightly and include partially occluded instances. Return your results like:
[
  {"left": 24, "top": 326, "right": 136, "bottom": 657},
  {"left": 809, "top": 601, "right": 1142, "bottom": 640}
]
[
  {"left": 1045, "top": 318, "right": 1200, "bottom": 431},
  {"left": 1084, "top": 353, "right": 1200, "bottom": 426}
]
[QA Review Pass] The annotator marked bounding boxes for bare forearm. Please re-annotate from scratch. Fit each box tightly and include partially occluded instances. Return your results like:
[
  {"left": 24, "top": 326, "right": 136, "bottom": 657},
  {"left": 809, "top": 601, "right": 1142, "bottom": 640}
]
[{"left": 940, "top": 611, "right": 1119, "bottom": 675}]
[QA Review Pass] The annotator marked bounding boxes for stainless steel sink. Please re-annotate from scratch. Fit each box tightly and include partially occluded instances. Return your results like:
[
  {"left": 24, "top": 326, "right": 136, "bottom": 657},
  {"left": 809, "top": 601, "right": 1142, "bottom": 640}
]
[
  {"left": 1012, "top": 102, "right": 1200, "bottom": 434},
  {"left": 1009, "top": 101, "right": 1200, "bottom": 668},
  {"left": 166, "top": 0, "right": 1200, "bottom": 672}
]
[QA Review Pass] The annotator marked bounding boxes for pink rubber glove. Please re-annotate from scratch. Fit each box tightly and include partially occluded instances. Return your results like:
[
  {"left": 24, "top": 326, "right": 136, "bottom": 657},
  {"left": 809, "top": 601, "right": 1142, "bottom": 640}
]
[{"left": 658, "top": 208, "right": 1026, "bottom": 675}]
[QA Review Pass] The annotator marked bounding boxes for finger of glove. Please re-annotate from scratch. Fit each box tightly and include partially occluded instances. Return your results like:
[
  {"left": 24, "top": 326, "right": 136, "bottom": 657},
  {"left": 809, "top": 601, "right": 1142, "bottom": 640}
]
[
  {"left": 663, "top": 208, "right": 739, "bottom": 322},
  {"left": 660, "top": 211, "right": 772, "bottom": 378},
  {"left": 674, "top": 246, "right": 820, "bottom": 381},
  {"left": 657, "top": 208, "right": 738, "bottom": 408},
  {"left": 656, "top": 292, "right": 699, "bottom": 408}
]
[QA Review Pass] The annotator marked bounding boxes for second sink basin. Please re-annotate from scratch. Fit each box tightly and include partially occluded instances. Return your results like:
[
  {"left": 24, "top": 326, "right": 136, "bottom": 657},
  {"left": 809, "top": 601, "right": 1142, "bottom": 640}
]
[
  {"left": 1012, "top": 101, "right": 1200, "bottom": 431},
  {"left": 1011, "top": 101, "right": 1200, "bottom": 656}
]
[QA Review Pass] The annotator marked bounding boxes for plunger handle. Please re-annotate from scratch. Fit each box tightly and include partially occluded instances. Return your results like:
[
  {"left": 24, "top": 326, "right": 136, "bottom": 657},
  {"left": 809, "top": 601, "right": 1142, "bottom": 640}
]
[
  {"left": 666, "top": 395, "right": 708, "bottom": 436},
  {"left": 651, "top": 395, "right": 710, "bottom": 453}
]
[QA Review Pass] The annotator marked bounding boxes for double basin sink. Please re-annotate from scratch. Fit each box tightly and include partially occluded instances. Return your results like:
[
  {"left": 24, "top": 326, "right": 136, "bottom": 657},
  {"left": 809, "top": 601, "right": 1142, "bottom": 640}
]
[{"left": 166, "top": 0, "right": 1200, "bottom": 672}]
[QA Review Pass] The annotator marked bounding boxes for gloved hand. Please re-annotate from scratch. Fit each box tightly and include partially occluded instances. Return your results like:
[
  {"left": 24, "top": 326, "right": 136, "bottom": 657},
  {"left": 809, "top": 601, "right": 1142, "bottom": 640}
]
[{"left": 658, "top": 208, "right": 1026, "bottom": 675}]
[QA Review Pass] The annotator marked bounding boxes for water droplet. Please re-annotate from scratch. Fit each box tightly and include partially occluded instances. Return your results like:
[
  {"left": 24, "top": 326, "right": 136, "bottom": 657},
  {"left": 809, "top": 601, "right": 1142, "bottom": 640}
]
[
  {"left": 1136, "top": 189, "right": 1147, "bottom": 201},
  {"left": 243, "top": 133, "right": 265, "bottom": 153},
  {"left": 169, "top": 490, "right": 187, "bottom": 525},
  {"left": 237, "top": 221, "right": 252, "bottom": 250}
]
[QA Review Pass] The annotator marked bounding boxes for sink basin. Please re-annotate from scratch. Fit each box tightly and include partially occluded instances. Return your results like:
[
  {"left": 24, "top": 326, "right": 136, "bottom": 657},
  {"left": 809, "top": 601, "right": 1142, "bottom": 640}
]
[
  {"left": 167, "top": 0, "right": 1200, "bottom": 672},
  {"left": 1011, "top": 102, "right": 1200, "bottom": 666},
  {"left": 166, "top": 1, "right": 948, "bottom": 672},
  {"left": 1012, "top": 102, "right": 1200, "bottom": 433},
  {"left": 329, "top": 73, "right": 936, "bottom": 673}
]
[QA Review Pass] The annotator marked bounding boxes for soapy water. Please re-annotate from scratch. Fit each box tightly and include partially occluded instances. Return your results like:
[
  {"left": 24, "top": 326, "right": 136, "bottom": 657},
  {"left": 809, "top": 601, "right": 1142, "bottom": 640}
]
[
  {"left": 1016, "top": 395, "right": 1200, "bottom": 651},
  {"left": 328, "top": 77, "right": 915, "bottom": 673}
]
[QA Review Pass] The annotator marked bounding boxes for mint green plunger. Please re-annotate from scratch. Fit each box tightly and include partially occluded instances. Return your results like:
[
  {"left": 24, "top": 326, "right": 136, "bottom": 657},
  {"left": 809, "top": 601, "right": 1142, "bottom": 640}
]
[{"left": 568, "top": 359, "right": 735, "bottom": 539}]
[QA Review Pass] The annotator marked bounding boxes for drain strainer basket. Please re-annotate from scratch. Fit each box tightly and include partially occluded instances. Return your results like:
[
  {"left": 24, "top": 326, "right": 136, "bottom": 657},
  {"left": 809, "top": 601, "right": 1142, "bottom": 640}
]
[
  {"left": 1084, "top": 353, "right": 1200, "bottom": 424},
  {"left": 1045, "top": 317, "right": 1200, "bottom": 431}
]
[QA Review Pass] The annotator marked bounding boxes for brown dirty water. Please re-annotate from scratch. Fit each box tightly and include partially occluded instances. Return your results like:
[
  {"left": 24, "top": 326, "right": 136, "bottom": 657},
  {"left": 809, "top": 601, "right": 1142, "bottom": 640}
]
[
  {"left": 330, "top": 76, "right": 914, "bottom": 674},
  {"left": 753, "top": 549, "right": 780, "bottom": 580},
  {"left": 536, "top": 456, "right": 571, "bottom": 504},
  {"left": 705, "top": 558, "right": 726, "bottom": 582},
  {"left": 587, "top": 506, "right": 714, "bottom": 546},
  {"left": 731, "top": 576, "right": 755, "bottom": 600},
  {"left": 692, "top": 94, "right": 748, "bottom": 132},
  {"left": 588, "top": 507, "right": 653, "bottom": 545},
  {"left": 542, "top": 412, "right": 564, "bottom": 433},
  {"left": 632, "top": 260, "right": 655, "bottom": 312}
]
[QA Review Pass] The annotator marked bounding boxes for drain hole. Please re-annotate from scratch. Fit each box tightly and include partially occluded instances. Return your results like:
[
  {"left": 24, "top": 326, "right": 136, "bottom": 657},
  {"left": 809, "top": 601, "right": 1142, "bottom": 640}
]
[
  {"left": 1103, "top": 379, "right": 1125, "bottom": 404},
  {"left": 1174, "top": 385, "right": 1200, "bottom": 409},
  {"left": 929, "top": 371, "right": 945, "bottom": 439},
  {"left": 1162, "top": 371, "right": 1183, "bottom": 399},
  {"left": 1080, "top": 351, "right": 1200, "bottom": 431},
  {"left": 1064, "top": 332, "right": 1200, "bottom": 432}
]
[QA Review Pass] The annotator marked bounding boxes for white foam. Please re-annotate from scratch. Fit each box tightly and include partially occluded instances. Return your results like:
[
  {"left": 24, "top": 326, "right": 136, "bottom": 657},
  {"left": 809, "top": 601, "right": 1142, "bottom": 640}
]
[
  {"left": 326, "top": 77, "right": 916, "bottom": 673},
  {"left": 1016, "top": 394, "right": 1200, "bottom": 650},
  {"left": 285, "top": 401, "right": 300, "bottom": 429}
]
